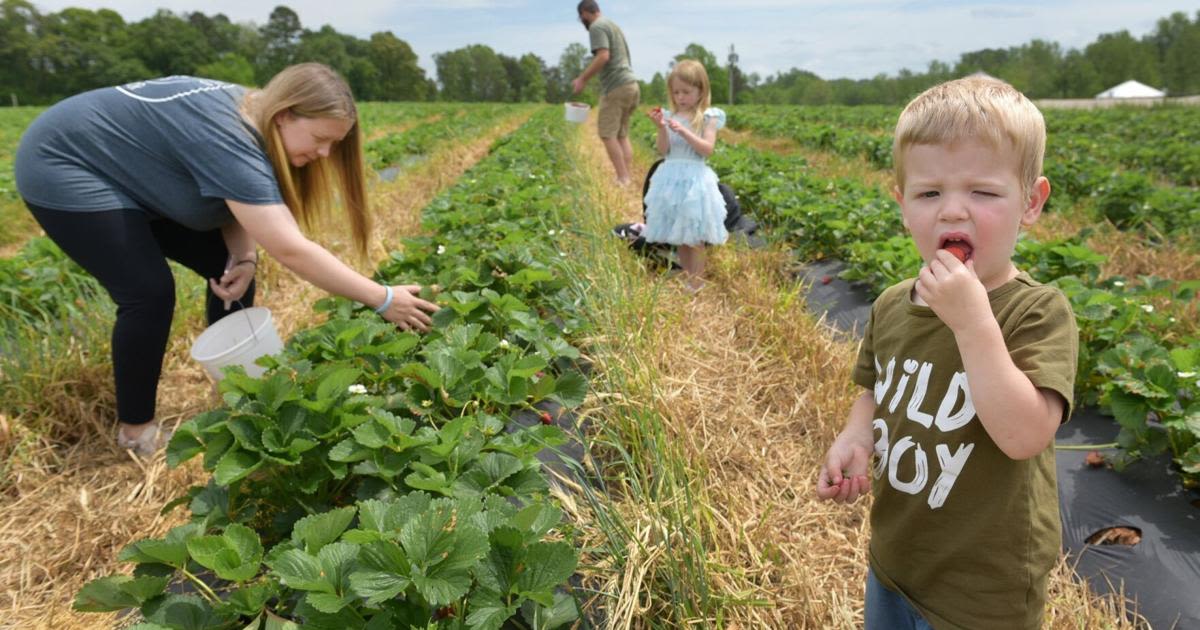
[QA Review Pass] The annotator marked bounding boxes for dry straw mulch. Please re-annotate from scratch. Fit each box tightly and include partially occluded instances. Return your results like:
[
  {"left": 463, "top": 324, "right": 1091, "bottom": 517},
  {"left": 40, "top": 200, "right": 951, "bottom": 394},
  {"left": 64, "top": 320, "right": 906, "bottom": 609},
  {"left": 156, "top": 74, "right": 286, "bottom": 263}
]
[
  {"left": 564, "top": 120, "right": 1143, "bottom": 628},
  {"left": 0, "top": 110, "right": 531, "bottom": 630}
]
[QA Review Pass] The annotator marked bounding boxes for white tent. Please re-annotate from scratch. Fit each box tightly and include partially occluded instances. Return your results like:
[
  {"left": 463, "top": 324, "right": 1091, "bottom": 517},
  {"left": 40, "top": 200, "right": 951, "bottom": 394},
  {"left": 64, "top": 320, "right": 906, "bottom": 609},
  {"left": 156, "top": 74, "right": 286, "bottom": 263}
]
[{"left": 1096, "top": 80, "right": 1166, "bottom": 99}]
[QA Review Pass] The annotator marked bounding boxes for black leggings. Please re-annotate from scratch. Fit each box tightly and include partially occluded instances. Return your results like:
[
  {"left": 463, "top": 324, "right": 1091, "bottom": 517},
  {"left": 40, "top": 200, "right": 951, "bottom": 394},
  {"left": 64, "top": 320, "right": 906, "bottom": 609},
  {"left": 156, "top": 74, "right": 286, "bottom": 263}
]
[{"left": 26, "top": 203, "right": 255, "bottom": 425}]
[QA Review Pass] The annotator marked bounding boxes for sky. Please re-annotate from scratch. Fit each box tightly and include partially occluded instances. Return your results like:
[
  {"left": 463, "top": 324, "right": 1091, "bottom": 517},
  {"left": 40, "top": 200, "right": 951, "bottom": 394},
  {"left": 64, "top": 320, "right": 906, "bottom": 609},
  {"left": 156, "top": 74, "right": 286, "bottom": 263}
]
[{"left": 26, "top": 1, "right": 1200, "bottom": 82}]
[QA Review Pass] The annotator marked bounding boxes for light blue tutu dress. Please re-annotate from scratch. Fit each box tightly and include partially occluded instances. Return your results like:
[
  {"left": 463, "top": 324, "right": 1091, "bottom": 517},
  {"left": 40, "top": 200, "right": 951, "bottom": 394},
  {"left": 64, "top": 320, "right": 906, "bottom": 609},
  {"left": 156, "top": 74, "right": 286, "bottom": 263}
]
[{"left": 642, "top": 107, "right": 729, "bottom": 247}]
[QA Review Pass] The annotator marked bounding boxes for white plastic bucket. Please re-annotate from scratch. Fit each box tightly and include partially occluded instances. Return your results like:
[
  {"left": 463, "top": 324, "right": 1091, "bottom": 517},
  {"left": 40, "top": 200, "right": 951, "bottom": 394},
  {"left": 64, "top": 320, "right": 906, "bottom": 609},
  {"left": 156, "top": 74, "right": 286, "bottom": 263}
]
[
  {"left": 189, "top": 307, "right": 284, "bottom": 381},
  {"left": 564, "top": 101, "right": 590, "bottom": 123}
]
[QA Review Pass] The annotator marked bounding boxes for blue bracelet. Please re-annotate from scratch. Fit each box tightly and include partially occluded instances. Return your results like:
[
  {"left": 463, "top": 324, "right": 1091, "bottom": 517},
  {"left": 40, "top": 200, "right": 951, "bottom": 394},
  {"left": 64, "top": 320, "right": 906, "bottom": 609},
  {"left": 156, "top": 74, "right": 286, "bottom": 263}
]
[{"left": 373, "top": 285, "right": 394, "bottom": 314}]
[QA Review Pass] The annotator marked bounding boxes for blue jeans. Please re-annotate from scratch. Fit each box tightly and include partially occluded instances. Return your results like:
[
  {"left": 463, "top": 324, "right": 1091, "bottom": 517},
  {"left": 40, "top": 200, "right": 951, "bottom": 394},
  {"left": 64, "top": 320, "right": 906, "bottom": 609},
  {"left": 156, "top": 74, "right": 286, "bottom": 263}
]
[{"left": 865, "top": 568, "right": 933, "bottom": 630}]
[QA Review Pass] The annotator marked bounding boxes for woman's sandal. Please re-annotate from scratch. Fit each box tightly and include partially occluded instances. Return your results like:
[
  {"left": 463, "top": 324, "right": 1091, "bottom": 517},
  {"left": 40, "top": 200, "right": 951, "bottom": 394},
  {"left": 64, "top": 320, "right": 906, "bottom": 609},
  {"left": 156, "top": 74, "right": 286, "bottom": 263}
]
[{"left": 116, "top": 424, "right": 171, "bottom": 457}]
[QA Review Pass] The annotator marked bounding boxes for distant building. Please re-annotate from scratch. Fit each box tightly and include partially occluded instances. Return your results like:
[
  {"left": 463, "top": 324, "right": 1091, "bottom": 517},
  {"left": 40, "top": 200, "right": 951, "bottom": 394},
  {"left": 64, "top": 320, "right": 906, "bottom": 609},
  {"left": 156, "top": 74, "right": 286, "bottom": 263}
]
[{"left": 1096, "top": 80, "right": 1166, "bottom": 100}]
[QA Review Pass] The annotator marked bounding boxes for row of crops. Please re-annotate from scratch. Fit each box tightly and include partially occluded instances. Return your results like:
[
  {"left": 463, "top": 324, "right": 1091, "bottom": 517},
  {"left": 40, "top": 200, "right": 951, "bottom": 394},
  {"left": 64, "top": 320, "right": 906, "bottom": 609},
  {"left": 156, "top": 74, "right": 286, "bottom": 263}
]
[
  {"left": 68, "top": 108, "right": 589, "bottom": 628},
  {"left": 727, "top": 105, "right": 1200, "bottom": 236},
  {"left": 632, "top": 106, "right": 1200, "bottom": 487},
  {"left": 361, "top": 103, "right": 531, "bottom": 173},
  {"left": 0, "top": 105, "right": 591, "bottom": 628}
]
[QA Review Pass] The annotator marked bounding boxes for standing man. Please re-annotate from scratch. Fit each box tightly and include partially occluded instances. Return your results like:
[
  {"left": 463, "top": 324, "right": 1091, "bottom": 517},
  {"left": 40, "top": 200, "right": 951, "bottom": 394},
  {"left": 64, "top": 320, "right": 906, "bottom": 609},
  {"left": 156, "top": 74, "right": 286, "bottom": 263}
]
[{"left": 573, "top": 1, "right": 640, "bottom": 186}]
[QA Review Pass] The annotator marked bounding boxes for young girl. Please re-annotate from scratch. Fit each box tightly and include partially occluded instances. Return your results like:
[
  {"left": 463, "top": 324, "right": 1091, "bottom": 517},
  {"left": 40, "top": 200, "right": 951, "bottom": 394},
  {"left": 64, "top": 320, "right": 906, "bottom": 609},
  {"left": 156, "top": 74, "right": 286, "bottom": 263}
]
[{"left": 643, "top": 59, "right": 728, "bottom": 291}]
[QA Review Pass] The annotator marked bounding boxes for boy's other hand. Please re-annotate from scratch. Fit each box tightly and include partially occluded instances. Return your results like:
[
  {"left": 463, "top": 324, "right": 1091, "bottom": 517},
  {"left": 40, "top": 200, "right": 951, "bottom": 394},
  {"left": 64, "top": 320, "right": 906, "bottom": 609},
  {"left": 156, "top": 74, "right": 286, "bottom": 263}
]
[
  {"left": 916, "top": 250, "right": 990, "bottom": 333},
  {"left": 816, "top": 438, "right": 872, "bottom": 503}
]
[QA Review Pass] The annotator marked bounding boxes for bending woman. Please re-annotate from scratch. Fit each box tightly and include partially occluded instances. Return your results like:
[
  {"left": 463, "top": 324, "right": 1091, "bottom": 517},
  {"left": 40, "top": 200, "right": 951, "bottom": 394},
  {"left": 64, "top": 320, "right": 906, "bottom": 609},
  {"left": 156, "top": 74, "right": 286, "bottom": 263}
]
[{"left": 14, "top": 63, "right": 437, "bottom": 455}]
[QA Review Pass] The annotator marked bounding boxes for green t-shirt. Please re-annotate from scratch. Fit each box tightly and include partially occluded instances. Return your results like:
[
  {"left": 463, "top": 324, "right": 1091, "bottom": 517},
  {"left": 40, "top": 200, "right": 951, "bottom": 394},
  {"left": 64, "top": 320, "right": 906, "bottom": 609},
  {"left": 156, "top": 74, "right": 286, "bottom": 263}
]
[
  {"left": 852, "top": 272, "right": 1077, "bottom": 630},
  {"left": 588, "top": 16, "right": 637, "bottom": 95}
]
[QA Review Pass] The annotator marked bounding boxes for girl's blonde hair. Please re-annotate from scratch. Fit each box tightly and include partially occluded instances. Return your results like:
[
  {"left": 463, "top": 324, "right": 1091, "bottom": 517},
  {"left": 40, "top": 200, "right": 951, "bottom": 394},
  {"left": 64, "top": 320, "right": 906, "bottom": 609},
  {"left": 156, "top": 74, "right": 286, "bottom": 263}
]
[
  {"left": 245, "top": 63, "right": 369, "bottom": 254},
  {"left": 668, "top": 59, "right": 711, "bottom": 131},
  {"left": 893, "top": 76, "right": 1046, "bottom": 199}
]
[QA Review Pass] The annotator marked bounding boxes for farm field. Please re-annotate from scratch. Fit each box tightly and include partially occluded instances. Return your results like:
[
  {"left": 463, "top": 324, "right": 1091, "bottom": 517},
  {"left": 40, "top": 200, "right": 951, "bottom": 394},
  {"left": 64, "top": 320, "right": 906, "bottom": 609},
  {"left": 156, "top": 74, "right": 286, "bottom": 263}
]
[{"left": 1, "top": 101, "right": 1195, "bottom": 628}]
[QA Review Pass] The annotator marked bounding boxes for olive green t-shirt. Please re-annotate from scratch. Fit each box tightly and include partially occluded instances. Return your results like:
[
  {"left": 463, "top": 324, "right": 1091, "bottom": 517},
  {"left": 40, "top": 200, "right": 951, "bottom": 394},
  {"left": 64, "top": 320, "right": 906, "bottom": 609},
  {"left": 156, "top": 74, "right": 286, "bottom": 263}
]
[
  {"left": 852, "top": 273, "right": 1077, "bottom": 630},
  {"left": 588, "top": 16, "right": 637, "bottom": 95}
]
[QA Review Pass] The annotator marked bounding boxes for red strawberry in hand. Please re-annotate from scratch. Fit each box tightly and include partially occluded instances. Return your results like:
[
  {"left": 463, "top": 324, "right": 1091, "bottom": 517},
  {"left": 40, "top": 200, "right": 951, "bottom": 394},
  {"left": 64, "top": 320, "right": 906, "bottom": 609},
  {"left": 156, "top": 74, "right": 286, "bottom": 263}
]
[{"left": 942, "top": 242, "right": 970, "bottom": 263}]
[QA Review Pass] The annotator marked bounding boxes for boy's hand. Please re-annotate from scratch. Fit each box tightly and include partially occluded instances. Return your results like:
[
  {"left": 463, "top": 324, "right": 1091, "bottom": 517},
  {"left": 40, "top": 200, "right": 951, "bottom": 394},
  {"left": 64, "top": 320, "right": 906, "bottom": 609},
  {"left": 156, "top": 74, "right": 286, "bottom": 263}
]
[
  {"left": 816, "top": 433, "right": 873, "bottom": 503},
  {"left": 915, "top": 250, "right": 991, "bottom": 333}
]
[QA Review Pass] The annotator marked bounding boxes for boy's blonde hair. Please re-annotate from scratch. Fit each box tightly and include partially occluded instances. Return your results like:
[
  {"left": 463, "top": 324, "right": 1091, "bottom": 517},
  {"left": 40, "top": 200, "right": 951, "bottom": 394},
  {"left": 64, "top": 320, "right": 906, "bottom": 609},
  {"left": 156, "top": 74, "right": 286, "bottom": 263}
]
[
  {"left": 668, "top": 59, "right": 711, "bottom": 131},
  {"left": 893, "top": 76, "right": 1045, "bottom": 198},
  {"left": 247, "top": 63, "right": 370, "bottom": 255}
]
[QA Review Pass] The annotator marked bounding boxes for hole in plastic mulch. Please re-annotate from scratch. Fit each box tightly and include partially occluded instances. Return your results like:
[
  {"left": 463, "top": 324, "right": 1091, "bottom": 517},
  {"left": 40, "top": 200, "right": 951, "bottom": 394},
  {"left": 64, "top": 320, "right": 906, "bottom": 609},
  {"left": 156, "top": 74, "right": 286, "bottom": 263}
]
[{"left": 1085, "top": 526, "right": 1142, "bottom": 546}]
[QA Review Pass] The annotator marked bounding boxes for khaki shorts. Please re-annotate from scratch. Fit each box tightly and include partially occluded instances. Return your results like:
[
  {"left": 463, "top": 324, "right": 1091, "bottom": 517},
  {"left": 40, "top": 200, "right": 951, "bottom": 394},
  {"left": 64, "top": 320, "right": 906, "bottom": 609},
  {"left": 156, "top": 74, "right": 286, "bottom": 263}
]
[{"left": 597, "top": 82, "right": 640, "bottom": 139}]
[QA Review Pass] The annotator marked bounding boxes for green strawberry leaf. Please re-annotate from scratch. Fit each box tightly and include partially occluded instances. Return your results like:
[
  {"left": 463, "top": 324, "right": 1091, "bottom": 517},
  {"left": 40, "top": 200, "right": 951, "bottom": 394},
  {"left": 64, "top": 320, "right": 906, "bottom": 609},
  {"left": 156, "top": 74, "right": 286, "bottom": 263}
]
[
  {"left": 269, "top": 549, "right": 329, "bottom": 592},
  {"left": 118, "top": 523, "right": 204, "bottom": 568},
  {"left": 466, "top": 588, "right": 518, "bottom": 630},
  {"left": 291, "top": 506, "right": 357, "bottom": 553},
  {"left": 551, "top": 371, "right": 587, "bottom": 407},
  {"left": 213, "top": 447, "right": 263, "bottom": 485},
  {"left": 185, "top": 523, "right": 264, "bottom": 582},
  {"left": 73, "top": 575, "right": 170, "bottom": 612},
  {"left": 516, "top": 541, "right": 578, "bottom": 596},
  {"left": 141, "top": 594, "right": 233, "bottom": 630},
  {"left": 520, "top": 590, "right": 579, "bottom": 629}
]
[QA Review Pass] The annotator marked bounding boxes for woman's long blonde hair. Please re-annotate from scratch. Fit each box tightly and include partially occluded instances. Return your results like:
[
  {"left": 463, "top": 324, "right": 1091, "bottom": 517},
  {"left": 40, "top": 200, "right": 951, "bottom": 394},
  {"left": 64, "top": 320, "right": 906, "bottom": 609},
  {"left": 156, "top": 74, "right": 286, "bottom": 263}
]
[
  {"left": 245, "top": 63, "right": 369, "bottom": 254},
  {"left": 668, "top": 59, "right": 711, "bottom": 132}
]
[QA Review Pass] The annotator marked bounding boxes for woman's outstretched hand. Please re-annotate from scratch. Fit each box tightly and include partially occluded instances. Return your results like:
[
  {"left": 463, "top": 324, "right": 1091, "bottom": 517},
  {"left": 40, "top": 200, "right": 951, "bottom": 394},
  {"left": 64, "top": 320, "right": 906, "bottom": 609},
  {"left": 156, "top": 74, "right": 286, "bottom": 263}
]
[
  {"left": 380, "top": 285, "right": 439, "bottom": 332},
  {"left": 209, "top": 259, "right": 256, "bottom": 310}
]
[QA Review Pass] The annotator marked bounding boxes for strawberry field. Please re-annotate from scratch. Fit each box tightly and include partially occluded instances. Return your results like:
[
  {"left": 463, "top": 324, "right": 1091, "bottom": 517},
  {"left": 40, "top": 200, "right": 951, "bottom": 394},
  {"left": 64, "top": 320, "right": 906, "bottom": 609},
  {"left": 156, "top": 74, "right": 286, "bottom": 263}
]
[{"left": 1, "top": 100, "right": 1196, "bottom": 628}]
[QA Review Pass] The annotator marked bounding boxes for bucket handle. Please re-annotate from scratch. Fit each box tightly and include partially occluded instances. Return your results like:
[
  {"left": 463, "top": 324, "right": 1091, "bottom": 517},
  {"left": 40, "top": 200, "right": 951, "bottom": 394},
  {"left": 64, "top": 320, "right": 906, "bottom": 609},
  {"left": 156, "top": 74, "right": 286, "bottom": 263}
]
[{"left": 230, "top": 299, "right": 260, "bottom": 345}]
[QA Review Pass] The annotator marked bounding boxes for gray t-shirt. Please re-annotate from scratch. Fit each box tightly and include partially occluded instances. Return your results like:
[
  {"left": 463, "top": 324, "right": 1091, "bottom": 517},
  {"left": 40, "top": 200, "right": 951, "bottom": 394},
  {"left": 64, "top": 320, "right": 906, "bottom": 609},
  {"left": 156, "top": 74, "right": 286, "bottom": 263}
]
[
  {"left": 588, "top": 16, "right": 637, "bottom": 95},
  {"left": 15, "top": 76, "right": 283, "bottom": 231}
]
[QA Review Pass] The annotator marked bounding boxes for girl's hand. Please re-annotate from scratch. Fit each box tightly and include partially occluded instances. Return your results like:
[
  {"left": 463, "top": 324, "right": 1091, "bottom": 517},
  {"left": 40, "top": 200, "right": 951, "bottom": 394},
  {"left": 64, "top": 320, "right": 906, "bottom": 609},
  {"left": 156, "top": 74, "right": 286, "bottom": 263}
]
[
  {"left": 209, "top": 258, "right": 256, "bottom": 310},
  {"left": 647, "top": 106, "right": 665, "bottom": 127},
  {"left": 914, "top": 251, "right": 990, "bottom": 333},
  {"left": 380, "top": 285, "right": 439, "bottom": 332},
  {"left": 666, "top": 118, "right": 686, "bottom": 133}
]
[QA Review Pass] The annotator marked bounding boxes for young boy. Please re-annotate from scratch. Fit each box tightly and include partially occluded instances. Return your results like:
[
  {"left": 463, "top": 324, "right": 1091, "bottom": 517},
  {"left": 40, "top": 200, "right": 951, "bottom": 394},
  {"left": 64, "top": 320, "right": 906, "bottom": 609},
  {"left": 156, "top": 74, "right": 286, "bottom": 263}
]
[{"left": 815, "top": 76, "right": 1079, "bottom": 630}]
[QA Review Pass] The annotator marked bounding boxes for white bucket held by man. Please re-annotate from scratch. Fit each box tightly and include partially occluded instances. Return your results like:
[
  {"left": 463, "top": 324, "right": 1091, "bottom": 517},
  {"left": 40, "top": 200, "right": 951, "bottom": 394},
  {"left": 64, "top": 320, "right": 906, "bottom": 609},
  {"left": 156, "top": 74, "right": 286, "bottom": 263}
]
[
  {"left": 189, "top": 306, "right": 284, "bottom": 381},
  {"left": 564, "top": 101, "right": 590, "bottom": 123}
]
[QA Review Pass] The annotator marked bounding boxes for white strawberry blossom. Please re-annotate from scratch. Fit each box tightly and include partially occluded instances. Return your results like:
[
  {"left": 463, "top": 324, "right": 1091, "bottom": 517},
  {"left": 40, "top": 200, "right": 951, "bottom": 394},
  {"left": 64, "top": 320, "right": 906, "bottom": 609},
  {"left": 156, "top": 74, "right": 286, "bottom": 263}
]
[
  {"left": 436, "top": 245, "right": 446, "bottom": 255},
  {"left": 1178, "top": 371, "right": 1196, "bottom": 379},
  {"left": 548, "top": 230, "right": 556, "bottom": 236},
  {"left": 347, "top": 384, "right": 367, "bottom": 395},
  {"left": 499, "top": 339, "right": 510, "bottom": 349},
  {"left": 1140, "top": 304, "right": 1154, "bottom": 313},
  {"left": 1112, "top": 280, "right": 1125, "bottom": 287}
]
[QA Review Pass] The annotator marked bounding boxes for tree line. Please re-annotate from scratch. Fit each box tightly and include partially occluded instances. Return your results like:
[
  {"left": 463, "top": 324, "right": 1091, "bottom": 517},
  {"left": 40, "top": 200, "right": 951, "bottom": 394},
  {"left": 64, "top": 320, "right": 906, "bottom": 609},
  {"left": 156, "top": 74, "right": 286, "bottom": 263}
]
[
  {"left": 1, "top": 0, "right": 1197, "bottom": 107},
  {"left": 741, "top": 10, "right": 1200, "bottom": 105}
]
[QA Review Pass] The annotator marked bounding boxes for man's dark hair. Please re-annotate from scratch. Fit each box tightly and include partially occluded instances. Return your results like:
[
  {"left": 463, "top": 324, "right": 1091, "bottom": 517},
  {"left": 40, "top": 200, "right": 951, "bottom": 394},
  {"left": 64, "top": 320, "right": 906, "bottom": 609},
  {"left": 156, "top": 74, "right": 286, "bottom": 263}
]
[{"left": 577, "top": 1, "right": 599, "bottom": 14}]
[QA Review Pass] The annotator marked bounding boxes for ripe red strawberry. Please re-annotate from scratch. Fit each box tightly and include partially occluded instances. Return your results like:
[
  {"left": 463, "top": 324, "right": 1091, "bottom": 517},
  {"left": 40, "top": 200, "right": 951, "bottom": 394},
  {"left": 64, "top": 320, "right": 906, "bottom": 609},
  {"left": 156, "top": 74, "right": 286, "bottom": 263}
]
[
  {"left": 942, "top": 242, "right": 970, "bottom": 263},
  {"left": 820, "top": 275, "right": 833, "bottom": 285},
  {"left": 1085, "top": 451, "right": 1105, "bottom": 468},
  {"left": 434, "top": 605, "right": 455, "bottom": 619},
  {"left": 539, "top": 411, "right": 553, "bottom": 425}
]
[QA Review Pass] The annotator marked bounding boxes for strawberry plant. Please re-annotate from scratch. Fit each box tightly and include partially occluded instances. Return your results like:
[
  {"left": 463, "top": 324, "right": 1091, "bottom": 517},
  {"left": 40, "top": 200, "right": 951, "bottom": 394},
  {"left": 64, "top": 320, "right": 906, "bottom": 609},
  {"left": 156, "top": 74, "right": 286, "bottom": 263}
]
[
  {"left": 75, "top": 493, "right": 579, "bottom": 629},
  {"left": 1096, "top": 337, "right": 1200, "bottom": 480},
  {"left": 77, "top": 107, "right": 589, "bottom": 628}
]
